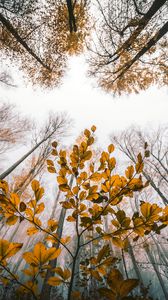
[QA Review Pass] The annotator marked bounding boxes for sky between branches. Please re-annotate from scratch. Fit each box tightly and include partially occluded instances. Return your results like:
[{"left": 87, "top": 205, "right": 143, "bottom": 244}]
[{"left": 1, "top": 55, "right": 168, "bottom": 152}]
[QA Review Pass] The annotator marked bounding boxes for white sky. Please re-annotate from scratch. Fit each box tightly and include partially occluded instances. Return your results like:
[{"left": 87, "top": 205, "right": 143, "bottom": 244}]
[{"left": 1, "top": 55, "right": 168, "bottom": 149}]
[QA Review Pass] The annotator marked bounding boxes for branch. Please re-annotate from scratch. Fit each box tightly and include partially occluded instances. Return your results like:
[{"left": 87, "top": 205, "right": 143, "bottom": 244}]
[
  {"left": 66, "top": 0, "right": 77, "bottom": 32},
  {"left": 0, "top": 13, "right": 51, "bottom": 71},
  {"left": 112, "top": 21, "right": 168, "bottom": 84}
]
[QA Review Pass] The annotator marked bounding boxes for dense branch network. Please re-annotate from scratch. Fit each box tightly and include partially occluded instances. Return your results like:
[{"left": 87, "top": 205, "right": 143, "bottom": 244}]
[{"left": 88, "top": 0, "right": 168, "bottom": 94}]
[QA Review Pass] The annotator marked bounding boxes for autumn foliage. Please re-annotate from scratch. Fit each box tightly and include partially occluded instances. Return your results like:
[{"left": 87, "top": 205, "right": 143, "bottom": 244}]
[{"left": 0, "top": 126, "right": 168, "bottom": 299}]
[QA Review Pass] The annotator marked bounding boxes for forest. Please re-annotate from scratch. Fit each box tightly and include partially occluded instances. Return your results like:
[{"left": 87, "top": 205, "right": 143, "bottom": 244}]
[{"left": 0, "top": 1, "right": 168, "bottom": 300}]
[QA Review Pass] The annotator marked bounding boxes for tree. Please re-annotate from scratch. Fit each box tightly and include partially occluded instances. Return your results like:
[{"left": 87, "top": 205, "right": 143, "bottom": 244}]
[
  {"left": 0, "top": 112, "right": 71, "bottom": 180},
  {"left": 110, "top": 126, "right": 168, "bottom": 205},
  {"left": 88, "top": 0, "right": 168, "bottom": 94},
  {"left": 0, "top": 0, "right": 90, "bottom": 87},
  {"left": 0, "top": 126, "right": 168, "bottom": 300},
  {"left": 0, "top": 102, "right": 31, "bottom": 157}
]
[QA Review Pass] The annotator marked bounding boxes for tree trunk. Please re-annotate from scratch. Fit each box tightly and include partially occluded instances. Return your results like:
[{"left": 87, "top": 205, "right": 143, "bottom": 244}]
[
  {"left": 0, "top": 13, "right": 51, "bottom": 71},
  {"left": 128, "top": 240, "right": 144, "bottom": 285},
  {"left": 0, "top": 128, "right": 56, "bottom": 180},
  {"left": 66, "top": 0, "right": 77, "bottom": 32},
  {"left": 144, "top": 243, "right": 168, "bottom": 300}
]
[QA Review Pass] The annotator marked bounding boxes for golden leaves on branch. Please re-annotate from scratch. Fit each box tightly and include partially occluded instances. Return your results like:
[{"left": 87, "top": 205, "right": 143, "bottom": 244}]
[
  {"left": 0, "top": 240, "right": 22, "bottom": 264},
  {"left": 99, "top": 268, "right": 139, "bottom": 299},
  {"left": 48, "top": 267, "right": 71, "bottom": 286},
  {"left": 23, "top": 242, "right": 61, "bottom": 267},
  {"left": 1, "top": 127, "right": 168, "bottom": 299}
]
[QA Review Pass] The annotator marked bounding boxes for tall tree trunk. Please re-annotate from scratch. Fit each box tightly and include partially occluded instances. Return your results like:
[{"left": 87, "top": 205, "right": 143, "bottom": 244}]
[
  {"left": 0, "top": 128, "right": 56, "bottom": 180},
  {"left": 66, "top": 0, "right": 77, "bottom": 32},
  {"left": 104, "top": 216, "right": 114, "bottom": 254},
  {"left": 151, "top": 236, "right": 168, "bottom": 265},
  {"left": 128, "top": 240, "right": 144, "bottom": 284},
  {"left": 114, "top": 21, "right": 168, "bottom": 83},
  {"left": 112, "top": 0, "right": 167, "bottom": 60},
  {"left": 144, "top": 243, "right": 168, "bottom": 300},
  {"left": 0, "top": 13, "right": 51, "bottom": 71}
]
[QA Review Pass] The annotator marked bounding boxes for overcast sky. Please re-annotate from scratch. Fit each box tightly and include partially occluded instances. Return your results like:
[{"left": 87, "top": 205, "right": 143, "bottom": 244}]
[{"left": 1, "top": 55, "right": 168, "bottom": 149}]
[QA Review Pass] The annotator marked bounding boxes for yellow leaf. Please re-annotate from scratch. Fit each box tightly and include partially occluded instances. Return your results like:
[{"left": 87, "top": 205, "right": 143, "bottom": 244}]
[
  {"left": 53, "top": 267, "right": 64, "bottom": 278},
  {"left": 71, "top": 291, "right": 81, "bottom": 299},
  {"left": 47, "top": 219, "right": 58, "bottom": 231},
  {"left": 135, "top": 162, "right": 144, "bottom": 173},
  {"left": 120, "top": 279, "right": 139, "bottom": 297},
  {"left": 79, "top": 191, "right": 86, "bottom": 200},
  {"left": 83, "top": 150, "right": 92, "bottom": 161},
  {"left": 111, "top": 175, "right": 123, "bottom": 188},
  {"left": 90, "top": 270, "right": 102, "bottom": 281},
  {"left": 112, "top": 237, "right": 124, "bottom": 248},
  {"left": 35, "top": 187, "right": 45, "bottom": 201},
  {"left": 27, "top": 227, "right": 39, "bottom": 236},
  {"left": 137, "top": 153, "right": 143, "bottom": 163},
  {"left": 97, "top": 245, "right": 109, "bottom": 263},
  {"left": 97, "top": 266, "right": 106, "bottom": 275},
  {"left": 57, "top": 176, "right": 67, "bottom": 185},
  {"left": 33, "top": 242, "right": 46, "bottom": 262},
  {"left": 23, "top": 266, "right": 38, "bottom": 277},
  {"left": 0, "top": 180, "right": 9, "bottom": 193},
  {"left": 31, "top": 180, "right": 39, "bottom": 192},
  {"left": 140, "top": 203, "right": 151, "bottom": 218},
  {"left": 48, "top": 276, "right": 62, "bottom": 286},
  {"left": 46, "top": 159, "right": 54, "bottom": 166},
  {"left": 52, "top": 141, "right": 58, "bottom": 148},
  {"left": 62, "top": 269, "right": 71, "bottom": 280},
  {"left": 47, "top": 166, "right": 56, "bottom": 173},
  {"left": 87, "top": 136, "right": 94, "bottom": 146},
  {"left": 6, "top": 215, "right": 18, "bottom": 226},
  {"left": 80, "top": 172, "right": 87, "bottom": 180},
  {"left": 6, "top": 242, "right": 23, "bottom": 258},
  {"left": 23, "top": 252, "right": 39, "bottom": 266},
  {"left": 108, "top": 144, "right": 115, "bottom": 153},
  {"left": 62, "top": 201, "right": 73, "bottom": 209},
  {"left": 108, "top": 157, "right": 116, "bottom": 170},
  {"left": 51, "top": 149, "right": 58, "bottom": 156},
  {"left": 27, "top": 200, "right": 36, "bottom": 208},
  {"left": 0, "top": 239, "right": 10, "bottom": 259},
  {"left": 10, "top": 193, "right": 20, "bottom": 207},
  {"left": 101, "top": 151, "right": 109, "bottom": 162},
  {"left": 59, "top": 184, "right": 70, "bottom": 192},
  {"left": 98, "top": 288, "right": 116, "bottom": 299},
  {"left": 91, "top": 125, "right": 96, "bottom": 132},
  {"left": 84, "top": 129, "right": 91, "bottom": 138},
  {"left": 72, "top": 186, "right": 79, "bottom": 194},
  {"left": 34, "top": 217, "right": 41, "bottom": 227},
  {"left": 0, "top": 240, "right": 22, "bottom": 260},
  {"left": 19, "top": 202, "right": 26, "bottom": 212},
  {"left": 101, "top": 183, "right": 109, "bottom": 193},
  {"left": 45, "top": 248, "right": 61, "bottom": 262},
  {"left": 79, "top": 203, "right": 86, "bottom": 212},
  {"left": 125, "top": 166, "right": 134, "bottom": 179},
  {"left": 86, "top": 193, "right": 99, "bottom": 201},
  {"left": 35, "top": 203, "right": 45, "bottom": 214},
  {"left": 67, "top": 216, "right": 76, "bottom": 222},
  {"left": 60, "top": 236, "right": 71, "bottom": 244},
  {"left": 90, "top": 172, "right": 102, "bottom": 182}
]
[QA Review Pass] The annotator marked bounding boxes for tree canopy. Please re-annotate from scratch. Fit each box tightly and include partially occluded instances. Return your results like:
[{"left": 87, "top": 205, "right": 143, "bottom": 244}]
[
  {"left": 0, "top": 0, "right": 167, "bottom": 93},
  {"left": 0, "top": 0, "right": 90, "bottom": 87},
  {"left": 88, "top": 0, "right": 168, "bottom": 94}
]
